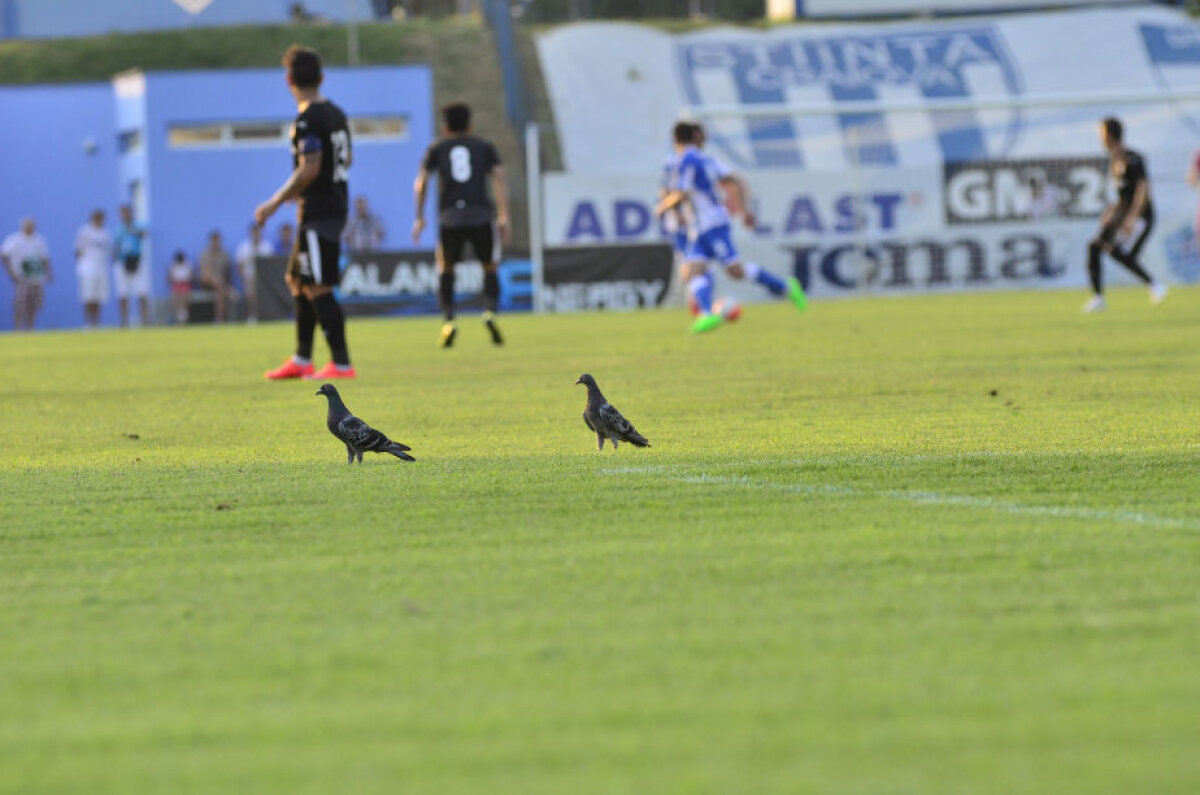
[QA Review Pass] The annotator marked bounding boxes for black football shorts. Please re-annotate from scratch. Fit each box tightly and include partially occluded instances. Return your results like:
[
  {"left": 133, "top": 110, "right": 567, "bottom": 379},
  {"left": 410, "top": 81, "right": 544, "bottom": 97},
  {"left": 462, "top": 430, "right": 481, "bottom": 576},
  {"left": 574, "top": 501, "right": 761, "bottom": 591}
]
[
  {"left": 290, "top": 225, "right": 342, "bottom": 287},
  {"left": 439, "top": 223, "right": 498, "bottom": 268}
]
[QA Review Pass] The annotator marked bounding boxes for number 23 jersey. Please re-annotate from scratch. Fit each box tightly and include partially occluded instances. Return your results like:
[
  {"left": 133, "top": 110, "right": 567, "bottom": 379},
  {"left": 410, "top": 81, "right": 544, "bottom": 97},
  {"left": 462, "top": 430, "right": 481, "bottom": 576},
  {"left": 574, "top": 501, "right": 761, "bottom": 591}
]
[
  {"left": 290, "top": 100, "right": 351, "bottom": 225},
  {"left": 422, "top": 136, "right": 500, "bottom": 229}
]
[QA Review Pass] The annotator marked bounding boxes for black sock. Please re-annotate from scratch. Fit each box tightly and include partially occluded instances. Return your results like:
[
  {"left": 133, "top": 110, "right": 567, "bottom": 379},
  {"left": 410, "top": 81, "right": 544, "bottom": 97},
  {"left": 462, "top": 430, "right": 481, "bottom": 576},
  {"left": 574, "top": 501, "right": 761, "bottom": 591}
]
[
  {"left": 295, "top": 295, "right": 316, "bottom": 360},
  {"left": 1087, "top": 241, "right": 1103, "bottom": 294},
  {"left": 312, "top": 293, "right": 350, "bottom": 366},
  {"left": 483, "top": 270, "right": 500, "bottom": 313},
  {"left": 439, "top": 270, "right": 455, "bottom": 321}
]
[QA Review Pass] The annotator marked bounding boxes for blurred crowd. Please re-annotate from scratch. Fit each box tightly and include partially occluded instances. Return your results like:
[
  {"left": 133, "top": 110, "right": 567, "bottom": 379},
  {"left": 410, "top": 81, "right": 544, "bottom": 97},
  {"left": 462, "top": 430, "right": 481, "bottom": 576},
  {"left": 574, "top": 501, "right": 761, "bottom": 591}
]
[{"left": 2, "top": 195, "right": 387, "bottom": 331}]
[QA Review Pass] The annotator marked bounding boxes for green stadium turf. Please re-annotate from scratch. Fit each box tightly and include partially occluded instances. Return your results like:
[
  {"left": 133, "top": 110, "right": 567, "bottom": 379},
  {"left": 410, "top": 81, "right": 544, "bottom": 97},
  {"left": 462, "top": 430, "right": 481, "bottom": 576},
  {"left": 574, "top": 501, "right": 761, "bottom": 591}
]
[{"left": 2, "top": 287, "right": 1199, "bottom": 794}]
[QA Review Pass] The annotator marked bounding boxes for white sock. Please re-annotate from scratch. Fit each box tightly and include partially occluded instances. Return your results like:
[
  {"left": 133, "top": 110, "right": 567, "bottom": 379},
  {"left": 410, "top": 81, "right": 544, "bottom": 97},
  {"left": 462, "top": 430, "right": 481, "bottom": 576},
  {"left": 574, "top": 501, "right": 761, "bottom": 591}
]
[{"left": 293, "top": 356, "right": 312, "bottom": 366}]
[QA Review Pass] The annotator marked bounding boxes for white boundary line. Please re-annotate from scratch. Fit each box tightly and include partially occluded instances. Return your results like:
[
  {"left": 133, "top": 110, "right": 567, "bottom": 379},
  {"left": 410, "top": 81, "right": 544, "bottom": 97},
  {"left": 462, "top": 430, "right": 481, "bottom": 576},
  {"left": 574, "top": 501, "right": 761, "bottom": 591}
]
[{"left": 600, "top": 466, "right": 1200, "bottom": 531}]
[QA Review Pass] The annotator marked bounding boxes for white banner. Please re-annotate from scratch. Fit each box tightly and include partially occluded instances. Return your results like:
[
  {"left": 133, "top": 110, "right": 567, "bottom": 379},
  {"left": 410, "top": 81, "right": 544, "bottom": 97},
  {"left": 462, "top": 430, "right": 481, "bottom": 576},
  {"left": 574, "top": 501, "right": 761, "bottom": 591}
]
[
  {"left": 536, "top": 7, "right": 1200, "bottom": 297},
  {"left": 544, "top": 162, "right": 1200, "bottom": 301},
  {"left": 781, "top": 0, "right": 1141, "bottom": 19},
  {"left": 537, "top": 7, "right": 1200, "bottom": 175}
]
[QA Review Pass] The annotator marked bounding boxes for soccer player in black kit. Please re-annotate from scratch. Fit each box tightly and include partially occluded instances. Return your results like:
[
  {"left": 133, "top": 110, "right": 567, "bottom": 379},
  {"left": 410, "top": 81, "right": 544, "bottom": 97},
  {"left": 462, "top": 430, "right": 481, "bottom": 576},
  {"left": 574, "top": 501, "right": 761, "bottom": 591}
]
[
  {"left": 1083, "top": 117, "right": 1168, "bottom": 313},
  {"left": 257, "top": 45, "right": 356, "bottom": 379},
  {"left": 412, "top": 103, "right": 511, "bottom": 348}
]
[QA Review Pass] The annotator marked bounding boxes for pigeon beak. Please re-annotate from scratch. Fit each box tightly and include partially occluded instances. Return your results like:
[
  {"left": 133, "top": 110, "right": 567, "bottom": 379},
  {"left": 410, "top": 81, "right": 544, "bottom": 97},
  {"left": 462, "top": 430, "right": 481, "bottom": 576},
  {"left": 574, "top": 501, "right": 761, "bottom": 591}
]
[
  {"left": 574, "top": 378, "right": 583, "bottom": 385},
  {"left": 315, "top": 389, "right": 322, "bottom": 396}
]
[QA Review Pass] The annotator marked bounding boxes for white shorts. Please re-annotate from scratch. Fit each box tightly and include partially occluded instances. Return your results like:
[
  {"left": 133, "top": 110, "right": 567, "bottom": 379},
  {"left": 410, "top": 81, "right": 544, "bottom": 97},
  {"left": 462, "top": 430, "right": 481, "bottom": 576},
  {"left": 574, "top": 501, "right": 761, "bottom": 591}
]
[
  {"left": 77, "top": 261, "right": 109, "bottom": 304},
  {"left": 113, "top": 261, "right": 150, "bottom": 299}
]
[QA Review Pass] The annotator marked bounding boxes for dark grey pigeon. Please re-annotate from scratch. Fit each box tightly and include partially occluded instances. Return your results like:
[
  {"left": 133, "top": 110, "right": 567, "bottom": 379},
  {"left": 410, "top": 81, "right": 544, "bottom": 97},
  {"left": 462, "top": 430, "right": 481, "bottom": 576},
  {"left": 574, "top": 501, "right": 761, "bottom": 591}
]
[
  {"left": 316, "top": 383, "right": 415, "bottom": 464},
  {"left": 575, "top": 373, "right": 650, "bottom": 452}
]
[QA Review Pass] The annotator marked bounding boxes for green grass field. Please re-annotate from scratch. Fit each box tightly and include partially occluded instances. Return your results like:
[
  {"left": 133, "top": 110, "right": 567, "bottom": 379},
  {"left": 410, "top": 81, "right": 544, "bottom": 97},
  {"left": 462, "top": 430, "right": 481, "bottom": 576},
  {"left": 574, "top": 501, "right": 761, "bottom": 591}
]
[{"left": 3, "top": 288, "right": 1199, "bottom": 794}]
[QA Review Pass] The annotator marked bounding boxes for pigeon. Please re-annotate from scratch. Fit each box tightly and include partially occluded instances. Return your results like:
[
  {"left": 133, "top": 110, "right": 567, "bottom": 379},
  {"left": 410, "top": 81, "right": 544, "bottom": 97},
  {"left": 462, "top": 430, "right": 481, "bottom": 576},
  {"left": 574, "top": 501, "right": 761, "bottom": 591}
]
[
  {"left": 315, "top": 383, "right": 415, "bottom": 464},
  {"left": 575, "top": 373, "right": 650, "bottom": 452}
]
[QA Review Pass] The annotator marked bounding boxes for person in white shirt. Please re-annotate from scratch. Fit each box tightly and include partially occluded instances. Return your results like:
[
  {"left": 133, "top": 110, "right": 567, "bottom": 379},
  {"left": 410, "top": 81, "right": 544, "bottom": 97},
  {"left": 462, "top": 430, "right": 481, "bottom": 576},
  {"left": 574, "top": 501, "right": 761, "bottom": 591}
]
[
  {"left": 234, "top": 223, "right": 274, "bottom": 324},
  {"left": 1, "top": 216, "right": 54, "bottom": 331},
  {"left": 1027, "top": 171, "right": 1060, "bottom": 221},
  {"left": 75, "top": 209, "right": 111, "bottom": 328}
]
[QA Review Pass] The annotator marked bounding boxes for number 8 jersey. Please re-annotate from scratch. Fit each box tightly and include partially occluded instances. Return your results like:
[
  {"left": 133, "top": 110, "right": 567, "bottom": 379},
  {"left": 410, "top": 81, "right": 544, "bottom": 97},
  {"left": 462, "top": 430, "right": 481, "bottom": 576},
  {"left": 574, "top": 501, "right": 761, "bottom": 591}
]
[
  {"left": 421, "top": 135, "right": 501, "bottom": 229},
  {"left": 290, "top": 100, "right": 351, "bottom": 225}
]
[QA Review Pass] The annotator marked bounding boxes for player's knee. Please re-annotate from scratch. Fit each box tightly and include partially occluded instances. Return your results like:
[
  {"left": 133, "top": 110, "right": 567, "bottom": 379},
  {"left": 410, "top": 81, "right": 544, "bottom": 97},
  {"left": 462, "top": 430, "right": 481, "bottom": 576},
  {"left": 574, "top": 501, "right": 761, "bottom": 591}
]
[{"left": 725, "top": 263, "right": 745, "bottom": 279}]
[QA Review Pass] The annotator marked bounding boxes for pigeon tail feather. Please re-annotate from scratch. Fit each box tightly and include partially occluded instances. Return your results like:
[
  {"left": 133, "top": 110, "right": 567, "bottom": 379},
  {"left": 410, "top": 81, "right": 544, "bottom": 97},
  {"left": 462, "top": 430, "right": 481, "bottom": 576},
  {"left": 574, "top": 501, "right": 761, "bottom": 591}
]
[{"left": 386, "top": 445, "right": 416, "bottom": 461}]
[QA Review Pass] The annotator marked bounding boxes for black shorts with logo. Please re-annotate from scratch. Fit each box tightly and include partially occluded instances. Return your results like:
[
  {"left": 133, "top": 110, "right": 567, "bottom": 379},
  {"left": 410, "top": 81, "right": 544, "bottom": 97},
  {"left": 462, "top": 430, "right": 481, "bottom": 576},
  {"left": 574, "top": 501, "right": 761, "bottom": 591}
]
[
  {"left": 439, "top": 223, "right": 498, "bottom": 268},
  {"left": 289, "top": 223, "right": 343, "bottom": 287}
]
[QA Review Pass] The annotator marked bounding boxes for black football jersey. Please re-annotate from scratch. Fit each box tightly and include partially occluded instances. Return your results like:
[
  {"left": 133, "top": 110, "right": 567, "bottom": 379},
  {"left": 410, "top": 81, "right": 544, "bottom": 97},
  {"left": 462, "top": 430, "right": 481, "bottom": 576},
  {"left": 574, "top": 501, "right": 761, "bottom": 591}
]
[
  {"left": 1112, "top": 148, "right": 1149, "bottom": 209},
  {"left": 422, "top": 135, "right": 500, "bottom": 228},
  {"left": 290, "top": 100, "right": 351, "bottom": 224}
]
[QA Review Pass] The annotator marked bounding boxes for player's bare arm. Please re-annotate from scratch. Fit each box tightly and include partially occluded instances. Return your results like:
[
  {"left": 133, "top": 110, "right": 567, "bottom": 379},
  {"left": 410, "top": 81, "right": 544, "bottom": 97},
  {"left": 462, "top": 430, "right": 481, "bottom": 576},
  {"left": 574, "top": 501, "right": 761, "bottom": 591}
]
[
  {"left": 412, "top": 168, "right": 430, "bottom": 243},
  {"left": 492, "top": 164, "right": 511, "bottom": 245},
  {"left": 255, "top": 150, "right": 322, "bottom": 228},
  {"left": 656, "top": 189, "right": 687, "bottom": 216}
]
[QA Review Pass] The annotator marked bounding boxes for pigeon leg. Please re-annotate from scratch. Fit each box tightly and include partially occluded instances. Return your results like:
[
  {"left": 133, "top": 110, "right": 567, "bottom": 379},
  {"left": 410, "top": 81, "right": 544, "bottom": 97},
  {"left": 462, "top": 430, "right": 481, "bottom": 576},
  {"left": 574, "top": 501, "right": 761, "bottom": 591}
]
[
  {"left": 595, "top": 432, "right": 605, "bottom": 452},
  {"left": 356, "top": 449, "right": 364, "bottom": 464},
  {"left": 611, "top": 437, "right": 619, "bottom": 450},
  {"left": 345, "top": 443, "right": 354, "bottom": 465}
]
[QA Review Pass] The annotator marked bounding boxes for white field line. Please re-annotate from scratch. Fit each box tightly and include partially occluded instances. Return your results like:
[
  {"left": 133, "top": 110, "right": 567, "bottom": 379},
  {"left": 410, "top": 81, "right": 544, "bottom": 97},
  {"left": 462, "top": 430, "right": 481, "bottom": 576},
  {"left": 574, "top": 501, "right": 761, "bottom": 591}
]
[{"left": 600, "top": 467, "right": 1200, "bottom": 531}]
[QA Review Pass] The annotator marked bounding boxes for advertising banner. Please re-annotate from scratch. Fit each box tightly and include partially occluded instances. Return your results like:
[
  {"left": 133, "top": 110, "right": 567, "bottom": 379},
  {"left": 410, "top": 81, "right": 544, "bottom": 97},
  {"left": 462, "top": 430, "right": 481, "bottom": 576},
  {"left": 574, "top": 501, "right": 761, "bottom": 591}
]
[
  {"left": 542, "top": 161, "right": 1200, "bottom": 301},
  {"left": 536, "top": 7, "right": 1200, "bottom": 300},
  {"left": 779, "top": 0, "right": 1140, "bottom": 20},
  {"left": 542, "top": 245, "right": 675, "bottom": 312},
  {"left": 256, "top": 251, "right": 533, "bottom": 320},
  {"left": 537, "top": 7, "right": 1200, "bottom": 175}
]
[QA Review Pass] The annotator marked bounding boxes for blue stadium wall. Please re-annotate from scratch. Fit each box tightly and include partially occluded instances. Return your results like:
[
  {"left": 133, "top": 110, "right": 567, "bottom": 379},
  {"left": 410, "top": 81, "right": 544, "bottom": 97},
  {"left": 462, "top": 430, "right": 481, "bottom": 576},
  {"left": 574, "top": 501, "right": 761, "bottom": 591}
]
[
  {"left": 0, "top": 65, "right": 433, "bottom": 331},
  {"left": 0, "top": 83, "right": 118, "bottom": 330},
  {"left": 0, "top": 0, "right": 381, "bottom": 39}
]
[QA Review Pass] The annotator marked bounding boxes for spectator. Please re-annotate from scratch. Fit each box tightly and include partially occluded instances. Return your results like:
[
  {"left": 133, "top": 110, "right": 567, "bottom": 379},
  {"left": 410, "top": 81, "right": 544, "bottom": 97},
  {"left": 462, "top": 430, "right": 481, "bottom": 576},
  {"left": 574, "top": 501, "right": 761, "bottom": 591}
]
[
  {"left": 167, "top": 250, "right": 194, "bottom": 324},
  {"left": 276, "top": 221, "right": 295, "bottom": 255},
  {"left": 75, "top": 209, "right": 111, "bottom": 328},
  {"left": 198, "top": 230, "right": 236, "bottom": 323},
  {"left": 235, "top": 224, "right": 273, "bottom": 324},
  {"left": 1027, "top": 171, "right": 1059, "bottom": 221},
  {"left": 1, "top": 216, "right": 54, "bottom": 331},
  {"left": 344, "top": 195, "right": 386, "bottom": 253},
  {"left": 113, "top": 204, "right": 150, "bottom": 328}
]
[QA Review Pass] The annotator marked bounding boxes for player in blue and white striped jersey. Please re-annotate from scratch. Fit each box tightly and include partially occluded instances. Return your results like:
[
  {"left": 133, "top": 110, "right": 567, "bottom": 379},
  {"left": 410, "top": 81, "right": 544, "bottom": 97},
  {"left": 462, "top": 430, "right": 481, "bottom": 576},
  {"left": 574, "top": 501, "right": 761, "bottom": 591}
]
[
  {"left": 657, "top": 122, "right": 806, "bottom": 334},
  {"left": 659, "top": 122, "right": 732, "bottom": 315}
]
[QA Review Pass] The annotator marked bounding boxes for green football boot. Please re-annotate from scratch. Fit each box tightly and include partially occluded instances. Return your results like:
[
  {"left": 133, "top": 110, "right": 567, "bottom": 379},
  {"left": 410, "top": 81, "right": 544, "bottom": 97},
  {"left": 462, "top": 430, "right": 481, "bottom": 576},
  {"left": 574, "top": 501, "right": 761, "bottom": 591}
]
[
  {"left": 691, "top": 312, "right": 724, "bottom": 334},
  {"left": 786, "top": 277, "right": 808, "bottom": 311}
]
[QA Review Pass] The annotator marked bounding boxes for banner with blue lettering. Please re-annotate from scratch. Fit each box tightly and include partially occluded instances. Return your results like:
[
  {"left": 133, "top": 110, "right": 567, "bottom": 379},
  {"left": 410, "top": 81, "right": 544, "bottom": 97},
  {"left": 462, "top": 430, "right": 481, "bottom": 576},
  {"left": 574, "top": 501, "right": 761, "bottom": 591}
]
[
  {"left": 538, "top": 7, "right": 1200, "bottom": 175},
  {"left": 787, "top": 0, "right": 1139, "bottom": 19},
  {"left": 255, "top": 253, "right": 533, "bottom": 320},
  {"left": 537, "top": 7, "right": 1200, "bottom": 301},
  {"left": 544, "top": 157, "right": 1198, "bottom": 301}
]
